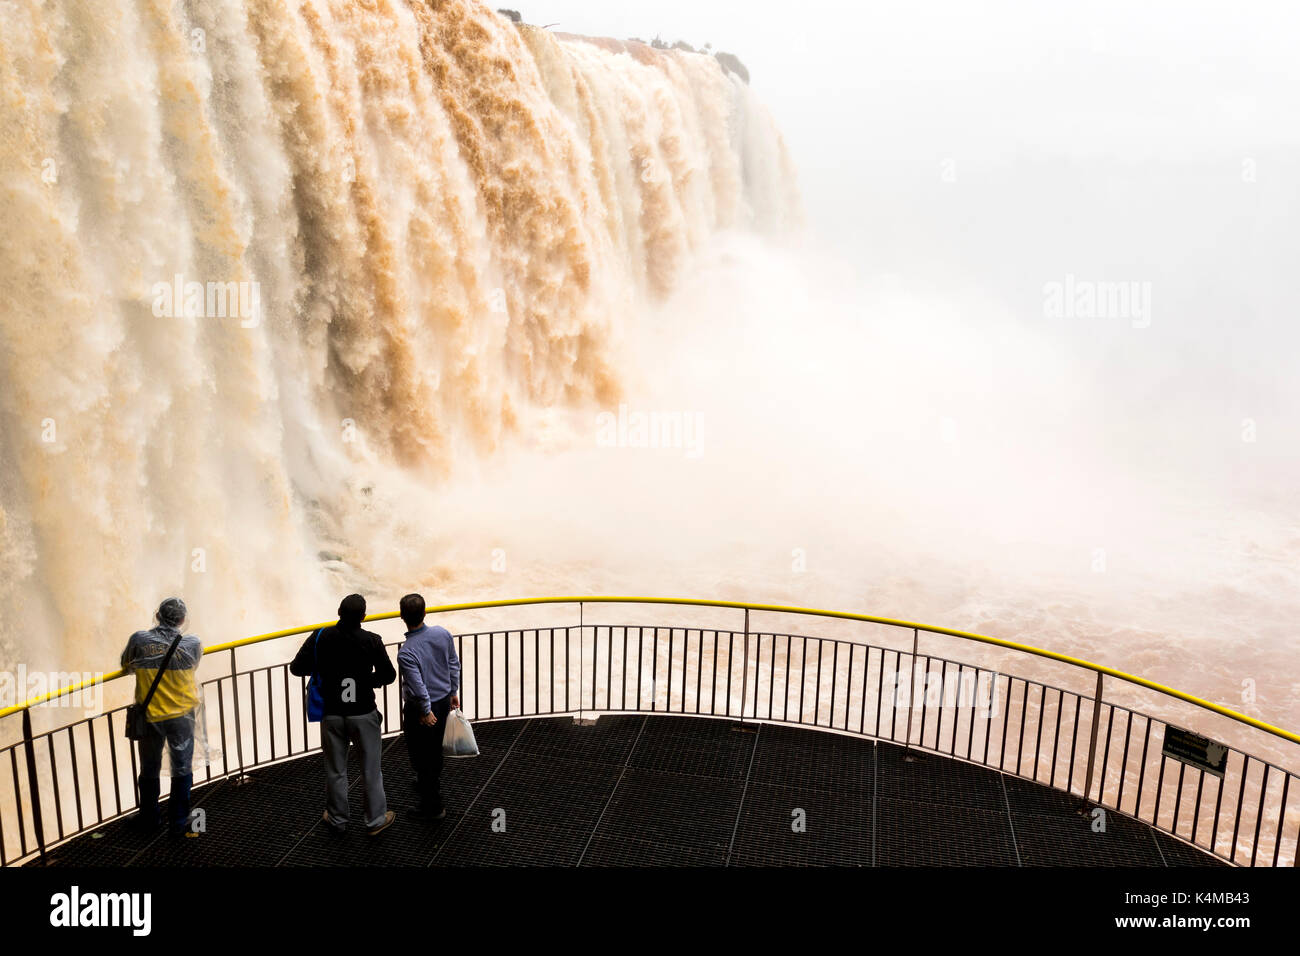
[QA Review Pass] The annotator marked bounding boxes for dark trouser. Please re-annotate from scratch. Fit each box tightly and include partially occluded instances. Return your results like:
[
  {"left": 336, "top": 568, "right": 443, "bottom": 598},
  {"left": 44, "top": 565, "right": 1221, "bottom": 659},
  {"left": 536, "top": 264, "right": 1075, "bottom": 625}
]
[
  {"left": 137, "top": 714, "right": 195, "bottom": 832},
  {"left": 403, "top": 695, "right": 451, "bottom": 813},
  {"left": 321, "top": 709, "right": 387, "bottom": 829}
]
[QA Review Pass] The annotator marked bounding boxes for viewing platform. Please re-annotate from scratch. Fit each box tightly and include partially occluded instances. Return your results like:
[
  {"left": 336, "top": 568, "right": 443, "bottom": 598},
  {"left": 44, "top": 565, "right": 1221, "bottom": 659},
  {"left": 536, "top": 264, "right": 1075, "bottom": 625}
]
[
  {"left": 4, "top": 598, "right": 1296, "bottom": 867},
  {"left": 34, "top": 715, "right": 1221, "bottom": 867}
]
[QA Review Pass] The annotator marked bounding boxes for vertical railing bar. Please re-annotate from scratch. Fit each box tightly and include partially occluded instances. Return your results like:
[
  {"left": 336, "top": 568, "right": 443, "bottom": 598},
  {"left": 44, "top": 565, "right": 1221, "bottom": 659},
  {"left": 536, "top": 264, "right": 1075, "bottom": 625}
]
[
  {"left": 875, "top": 648, "right": 885, "bottom": 738},
  {"left": 1190, "top": 766, "right": 1206, "bottom": 847},
  {"left": 282, "top": 667, "right": 292, "bottom": 758},
  {"left": 842, "top": 643, "right": 853, "bottom": 732},
  {"left": 889, "top": 648, "right": 899, "bottom": 742},
  {"left": 22, "top": 711, "right": 47, "bottom": 860},
  {"left": 1250, "top": 764, "right": 1270, "bottom": 867},
  {"left": 1081, "top": 672, "right": 1105, "bottom": 802},
  {"left": 740, "top": 610, "right": 751, "bottom": 722},
  {"left": 125, "top": 713, "right": 142, "bottom": 805},
  {"left": 840, "top": 642, "right": 851, "bottom": 731},
  {"left": 767, "top": 634, "right": 776, "bottom": 722},
  {"left": 1013, "top": 680, "right": 1028, "bottom": 777},
  {"left": 1048, "top": 689, "right": 1063, "bottom": 788},
  {"left": 966, "top": 667, "right": 979, "bottom": 761},
  {"left": 812, "top": 638, "right": 823, "bottom": 727},
  {"left": 667, "top": 628, "right": 675, "bottom": 715},
  {"left": 934, "top": 658, "right": 945, "bottom": 752},
  {"left": 856, "top": 645, "right": 868, "bottom": 736},
  {"left": 10, "top": 746, "right": 28, "bottom": 858},
  {"left": 918, "top": 656, "right": 931, "bottom": 751},
  {"left": 614, "top": 626, "right": 623, "bottom": 713},
  {"left": 681, "top": 629, "right": 690, "bottom": 715},
  {"left": 981, "top": 675, "right": 998, "bottom": 766},
  {"left": 635, "top": 628, "right": 643, "bottom": 712},
  {"left": 951, "top": 660, "right": 961, "bottom": 759},
  {"left": 1066, "top": 693, "right": 1081, "bottom": 793},
  {"left": 705, "top": 628, "right": 712, "bottom": 715},
  {"left": 1271, "top": 773, "right": 1290, "bottom": 868},
  {"left": 45, "top": 734, "right": 63, "bottom": 839},
  {"left": 835, "top": 641, "right": 846, "bottom": 730},
  {"left": 997, "top": 679, "right": 1014, "bottom": 771},
  {"left": 903, "top": 630, "right": 918, "bottom": 752},
  {"left": 249, "top": 668, "right": 260, "bottom": 768},
  {"left": 652, "top": 628, "right": 661, "bottom": 713},
  {"left": 1115, "top": 710, "right": 1133, "bottom": 813},
  {"left": 1208, "top": 768, "right": 1225, "bottom": 858},
  {"left": 473, "top": 634, "right": 483, "bottom": 717},
  {"left": 266, "top": 668, "right": 275, "bottom": 761},
  {"left": 1172, "top": 761, "right": 1186, "bottom": 836},
  {"left": 67, "top": 726, "right": 85, "bottom": 834},
  {"left": 1232, "top": 754, "right": 1253, "bottom": 868},
  {"left": 695, "top": 628, "right": 704, "bottom": 715},
  {"left": 731, "top": 628, "right": 739, "bottom": 717},
  {"left": 782, "top": 635, "right": 791, "bottom": 723},
  {"left": 1097, "top": 703, "right": 1115, "bottom": 804},
  {"left": 798, "top": 636, "right": 808, "bottom": 727},
  {"left": 105, "top": 710, "right": 123, "bottom": 817},
  {"left": 218, "top": 686, "right": 233, "bottom": 779},
  {"left": 1134, "top": 717, "right": 1153, "bottom": 822},
  {"left": 1031, "top": 684, "right": 1046, "bottom": 780},
  {"left": 1153, "top": 754, "right": 1169, "bottom": 832},
  {"left": 229, "top": 648, "right": 245, "bottom": 777},
  {"left": 87, "top": 717, "right": 104, "bottom": 826}
]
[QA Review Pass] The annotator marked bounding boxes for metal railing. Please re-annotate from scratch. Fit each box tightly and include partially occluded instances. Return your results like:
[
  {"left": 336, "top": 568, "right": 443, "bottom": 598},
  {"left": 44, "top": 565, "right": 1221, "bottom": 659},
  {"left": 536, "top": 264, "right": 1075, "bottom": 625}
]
[{"left": 2, "top": 597, "right": 1297, "bottom": 866}]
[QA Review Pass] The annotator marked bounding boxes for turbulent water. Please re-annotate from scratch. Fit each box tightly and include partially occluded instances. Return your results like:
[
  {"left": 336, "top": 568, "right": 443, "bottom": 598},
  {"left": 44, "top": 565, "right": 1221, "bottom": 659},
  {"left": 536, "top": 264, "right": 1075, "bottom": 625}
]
[{"left": 0, "top": 0, "right": 798, "bottom": 672}]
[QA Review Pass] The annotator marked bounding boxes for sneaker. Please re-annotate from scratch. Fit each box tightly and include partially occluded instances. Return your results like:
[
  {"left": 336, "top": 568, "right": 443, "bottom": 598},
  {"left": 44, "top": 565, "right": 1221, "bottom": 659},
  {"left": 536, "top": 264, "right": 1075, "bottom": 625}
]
[
  {"left": 322, "top": 810, "right": 345, "bottom": 835},
  {"left": 367, "top": 810, "right": 396, "bottom": 836},
  {"left": 412, "top": 805, "right": 447, "bottom": 821}
]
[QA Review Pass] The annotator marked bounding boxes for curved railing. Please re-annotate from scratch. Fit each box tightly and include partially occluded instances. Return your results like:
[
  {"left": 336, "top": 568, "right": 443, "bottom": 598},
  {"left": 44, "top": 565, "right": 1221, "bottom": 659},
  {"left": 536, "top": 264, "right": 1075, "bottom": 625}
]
[{"left": 2, "top": 597, "right": 1297, "bottom": 867}]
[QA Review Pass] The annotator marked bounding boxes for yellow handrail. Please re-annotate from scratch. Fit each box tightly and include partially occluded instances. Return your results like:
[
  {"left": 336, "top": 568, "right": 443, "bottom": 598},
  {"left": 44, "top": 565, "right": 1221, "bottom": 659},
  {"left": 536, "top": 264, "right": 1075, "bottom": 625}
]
[{"left": 4, "top": 595, "right": 1298, "bottom": 747}]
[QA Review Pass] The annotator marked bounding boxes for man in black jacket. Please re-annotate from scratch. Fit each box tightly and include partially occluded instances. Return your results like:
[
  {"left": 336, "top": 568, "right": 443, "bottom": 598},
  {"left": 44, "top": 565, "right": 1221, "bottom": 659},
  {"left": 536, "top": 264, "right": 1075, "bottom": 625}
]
[{"left": 290, "top": 594, "right": 397, "bottom": 835}]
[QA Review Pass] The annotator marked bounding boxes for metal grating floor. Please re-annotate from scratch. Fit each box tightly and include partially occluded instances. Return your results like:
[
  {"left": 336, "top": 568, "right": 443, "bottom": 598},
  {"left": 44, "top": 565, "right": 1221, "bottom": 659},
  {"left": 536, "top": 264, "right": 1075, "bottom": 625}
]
[{"left": 32, "top": 715, "right": 1225, "bottom": 867}]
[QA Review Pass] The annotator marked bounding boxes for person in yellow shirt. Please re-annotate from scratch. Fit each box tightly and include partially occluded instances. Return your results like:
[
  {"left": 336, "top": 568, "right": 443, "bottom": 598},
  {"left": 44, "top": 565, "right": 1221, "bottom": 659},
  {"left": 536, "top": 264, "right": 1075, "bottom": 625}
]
[{"left": 121, "top": 598, "right": 203, "bottom": 836}]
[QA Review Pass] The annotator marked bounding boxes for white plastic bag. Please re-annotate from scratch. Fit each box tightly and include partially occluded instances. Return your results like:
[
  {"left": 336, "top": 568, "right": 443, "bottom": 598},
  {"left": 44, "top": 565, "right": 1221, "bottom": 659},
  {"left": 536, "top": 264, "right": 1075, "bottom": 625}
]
[{"left": 442, "top": 708, "right": 479, "bottom": 757}]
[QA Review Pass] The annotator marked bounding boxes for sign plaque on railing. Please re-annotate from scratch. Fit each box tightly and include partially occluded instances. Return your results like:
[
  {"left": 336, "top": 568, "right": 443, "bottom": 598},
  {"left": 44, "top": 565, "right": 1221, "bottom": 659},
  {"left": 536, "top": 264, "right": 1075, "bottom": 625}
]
[{"left": 1162, "top": 726, "right": 1229, "bottom": 778}]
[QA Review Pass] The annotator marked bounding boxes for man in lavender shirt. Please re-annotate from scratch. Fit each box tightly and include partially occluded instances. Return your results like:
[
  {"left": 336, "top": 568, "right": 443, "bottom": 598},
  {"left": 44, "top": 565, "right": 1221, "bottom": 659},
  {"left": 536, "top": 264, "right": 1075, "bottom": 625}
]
[{"left": 396, "top": 593, "right": 461, "bottom": 820}]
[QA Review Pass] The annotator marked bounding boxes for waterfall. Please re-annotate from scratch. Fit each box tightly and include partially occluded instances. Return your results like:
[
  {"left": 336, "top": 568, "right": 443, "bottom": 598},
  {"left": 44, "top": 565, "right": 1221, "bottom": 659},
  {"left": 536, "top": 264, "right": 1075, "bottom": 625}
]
[{"left": 0, "top": 0, "right": 800, "bottom": 670}]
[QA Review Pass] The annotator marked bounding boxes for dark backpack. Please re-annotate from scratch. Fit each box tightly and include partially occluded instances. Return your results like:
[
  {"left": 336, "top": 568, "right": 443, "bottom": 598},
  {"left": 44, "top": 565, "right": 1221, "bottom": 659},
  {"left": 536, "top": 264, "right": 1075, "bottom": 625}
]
[{"left": 305, "top": 629, "right": 325, "bottom": 722}]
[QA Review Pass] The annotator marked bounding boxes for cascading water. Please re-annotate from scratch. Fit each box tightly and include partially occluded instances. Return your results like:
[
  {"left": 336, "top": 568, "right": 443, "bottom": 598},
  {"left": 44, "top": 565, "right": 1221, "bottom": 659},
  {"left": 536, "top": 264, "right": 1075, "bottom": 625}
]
[{"left": 0, "top": 0, "right": 800, "bottom": 673}]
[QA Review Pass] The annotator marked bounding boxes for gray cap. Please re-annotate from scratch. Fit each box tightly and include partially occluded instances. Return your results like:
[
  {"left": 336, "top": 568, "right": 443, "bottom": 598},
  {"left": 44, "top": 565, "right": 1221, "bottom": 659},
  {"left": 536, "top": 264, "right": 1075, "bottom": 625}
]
[{"left": 157, "top": 597, "right": 187, "bottom": 628}]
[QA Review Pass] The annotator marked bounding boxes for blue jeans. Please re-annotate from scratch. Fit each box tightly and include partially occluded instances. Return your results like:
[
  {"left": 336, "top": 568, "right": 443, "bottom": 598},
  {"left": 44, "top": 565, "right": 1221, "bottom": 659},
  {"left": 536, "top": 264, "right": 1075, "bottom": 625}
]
[{"left": 137, "top": 714, "right": 195, "bottom": 831}]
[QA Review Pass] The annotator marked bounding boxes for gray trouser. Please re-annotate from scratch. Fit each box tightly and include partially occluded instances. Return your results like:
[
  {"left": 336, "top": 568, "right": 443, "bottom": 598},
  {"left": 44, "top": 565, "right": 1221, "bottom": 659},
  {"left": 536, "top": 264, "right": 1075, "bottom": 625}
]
[{"left": 321, "top": 709, "right": 387, "bottom": 829}]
